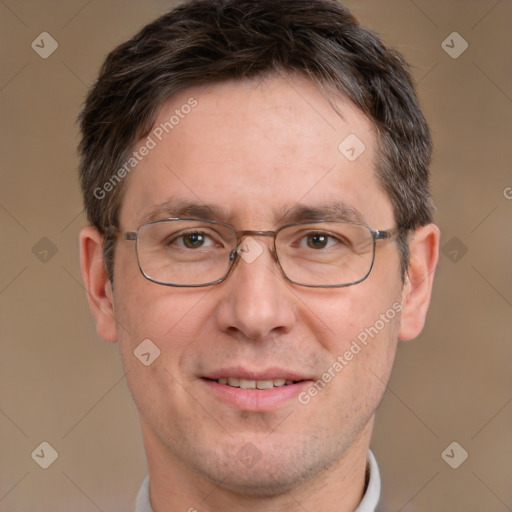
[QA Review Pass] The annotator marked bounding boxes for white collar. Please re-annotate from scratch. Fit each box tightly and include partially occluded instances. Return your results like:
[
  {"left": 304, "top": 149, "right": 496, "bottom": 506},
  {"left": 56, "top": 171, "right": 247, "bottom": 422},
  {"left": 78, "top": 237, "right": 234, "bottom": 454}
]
[
  {"left": 354, "top": 450, "right": 381, "bottom": 512},
  {"left": 135, "top": 450, "right": 380, "bottom": 512},
  {"left": 135, "top": 473, "right": 151, "bottom": 512}
]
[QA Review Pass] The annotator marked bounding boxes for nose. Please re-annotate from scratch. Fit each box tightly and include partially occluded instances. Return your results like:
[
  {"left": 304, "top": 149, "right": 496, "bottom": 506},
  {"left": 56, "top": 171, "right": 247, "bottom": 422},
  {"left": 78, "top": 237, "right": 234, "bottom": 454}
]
[{"left": 214, "top": 237, "right": 296, "bottom": 341}]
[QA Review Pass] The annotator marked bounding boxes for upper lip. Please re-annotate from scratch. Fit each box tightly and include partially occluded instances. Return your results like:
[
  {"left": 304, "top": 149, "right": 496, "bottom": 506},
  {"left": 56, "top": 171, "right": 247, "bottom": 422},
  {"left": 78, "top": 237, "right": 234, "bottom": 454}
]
[{"left": 202, "top": 367, "right": 313, "bottom": 381}]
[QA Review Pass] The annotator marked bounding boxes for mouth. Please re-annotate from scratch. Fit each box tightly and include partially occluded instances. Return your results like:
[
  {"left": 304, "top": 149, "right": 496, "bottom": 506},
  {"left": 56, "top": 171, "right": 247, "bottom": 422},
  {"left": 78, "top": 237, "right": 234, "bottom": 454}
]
[
  {"left": 200, "top": 369, "right": 313, "bottom": 411},
  {"left": 204, "top": 377, "right": 302, "bottom": 389}
]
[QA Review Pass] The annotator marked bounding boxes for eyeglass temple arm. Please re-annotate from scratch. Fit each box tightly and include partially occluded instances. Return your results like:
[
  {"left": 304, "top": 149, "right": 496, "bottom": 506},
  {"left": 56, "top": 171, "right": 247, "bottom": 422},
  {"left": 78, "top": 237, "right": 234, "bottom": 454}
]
[{"left": 373, "top": 227, "right": 402, "bottom": 240}]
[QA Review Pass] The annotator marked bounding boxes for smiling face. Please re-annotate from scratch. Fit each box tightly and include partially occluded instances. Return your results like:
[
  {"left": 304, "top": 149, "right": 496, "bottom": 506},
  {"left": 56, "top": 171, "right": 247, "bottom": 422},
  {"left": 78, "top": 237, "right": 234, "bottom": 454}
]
[{"left": 80, "top": 73, "right": 437, "bottom": 503}]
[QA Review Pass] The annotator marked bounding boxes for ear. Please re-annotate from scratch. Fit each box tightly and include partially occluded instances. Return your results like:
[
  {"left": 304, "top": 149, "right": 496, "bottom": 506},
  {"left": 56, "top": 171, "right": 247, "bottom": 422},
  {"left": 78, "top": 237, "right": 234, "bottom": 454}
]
[
  {"left": 79, "top": 226, "right": 117, "bottom": 343},
  {"left": 398, "top": 223, "right": 440, "bottom": 341}
]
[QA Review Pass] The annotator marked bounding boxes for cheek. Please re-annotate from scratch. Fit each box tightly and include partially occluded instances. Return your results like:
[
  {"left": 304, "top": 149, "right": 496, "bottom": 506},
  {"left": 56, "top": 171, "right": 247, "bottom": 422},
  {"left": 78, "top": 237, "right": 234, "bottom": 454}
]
[
  {"left": 301, "top": 291, "right": 401, "bottom": 418},
  {"left": 114, "top": 244, "right": 213, "bottom": 348},
  {"left": 115, "top": 285, "right": 214, "bottom": 356},
  {"left": 295, "top": 262, "right": 403, "bottom": 407},
  {"left": 113, "top": 287, "right": 215, "bottom": 420},
  {"left": 301, "top": 278, "right": 402, "bottom": 351}
]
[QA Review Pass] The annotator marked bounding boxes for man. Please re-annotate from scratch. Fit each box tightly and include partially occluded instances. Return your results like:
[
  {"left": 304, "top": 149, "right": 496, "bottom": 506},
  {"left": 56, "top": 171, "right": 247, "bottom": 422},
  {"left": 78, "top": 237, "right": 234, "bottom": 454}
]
[{"left": 78, "top": 0, "right": 439, "bottom": 510}]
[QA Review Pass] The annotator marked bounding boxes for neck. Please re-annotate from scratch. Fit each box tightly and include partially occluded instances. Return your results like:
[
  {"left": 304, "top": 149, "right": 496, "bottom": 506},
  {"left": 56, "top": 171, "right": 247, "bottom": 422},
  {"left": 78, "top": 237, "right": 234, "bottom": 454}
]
[{"left": 142, "top": 417, "right": 374, "bottom": 512}]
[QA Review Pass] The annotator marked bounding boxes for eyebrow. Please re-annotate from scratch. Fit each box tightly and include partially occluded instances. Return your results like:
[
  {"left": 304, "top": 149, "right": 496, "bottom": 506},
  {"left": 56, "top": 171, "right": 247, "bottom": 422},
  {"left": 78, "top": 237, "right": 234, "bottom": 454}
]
[
  {"left": 276, "top": 201, "right": 365, "bottom": 225},
  {"left": 141, "top": 198, "right": 228, "bottom": 224},
  {"left": 140, "top": 198, "right": 366, "bottom": 226}
]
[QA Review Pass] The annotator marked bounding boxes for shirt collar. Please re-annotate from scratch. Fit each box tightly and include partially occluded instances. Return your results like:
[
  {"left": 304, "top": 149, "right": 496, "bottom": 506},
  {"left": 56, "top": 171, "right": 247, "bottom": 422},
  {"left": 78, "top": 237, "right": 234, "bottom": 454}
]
[
  {"left": 135, "top": 450, "right": 380, "bottom": 512},
  {"left": 135, "top": 473, "right": 151, "bottom": 512},
  {"left": 354, "top": 450, "right": 381, "bottom": 512}
]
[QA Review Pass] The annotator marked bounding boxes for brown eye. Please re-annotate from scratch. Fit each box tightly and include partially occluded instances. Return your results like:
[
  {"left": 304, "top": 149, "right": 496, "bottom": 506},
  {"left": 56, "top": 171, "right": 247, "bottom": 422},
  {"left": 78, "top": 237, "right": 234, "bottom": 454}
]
[
  {"left": 182, "top": 233, "right": 206, "bottom": 248},
  {"left": 306, "top": 234, "right": 329, "bottom": 249}
]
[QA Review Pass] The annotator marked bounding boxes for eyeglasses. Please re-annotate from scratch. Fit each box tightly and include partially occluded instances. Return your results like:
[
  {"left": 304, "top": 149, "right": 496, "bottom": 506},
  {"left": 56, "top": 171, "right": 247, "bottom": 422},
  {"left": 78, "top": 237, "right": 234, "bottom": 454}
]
[{"left": 122, "top": 218, "right": 400, "bottom": 288}]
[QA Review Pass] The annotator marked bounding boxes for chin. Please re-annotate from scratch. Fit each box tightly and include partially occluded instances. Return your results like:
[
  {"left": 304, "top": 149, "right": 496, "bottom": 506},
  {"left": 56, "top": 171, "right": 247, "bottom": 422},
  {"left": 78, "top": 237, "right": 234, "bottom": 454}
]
[
  {"left": 193, "top": 440, "right": 333, "bottom": 498},
  {"left": 203, "top": 463, "right": 313, "bottom": 497}
]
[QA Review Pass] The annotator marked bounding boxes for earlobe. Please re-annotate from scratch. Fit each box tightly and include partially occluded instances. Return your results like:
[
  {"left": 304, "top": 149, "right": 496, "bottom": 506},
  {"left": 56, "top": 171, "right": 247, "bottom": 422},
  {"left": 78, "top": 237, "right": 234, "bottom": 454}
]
[
  {"left": 79, "top": 226, "right": 118, "bottom": 343},
  {"left": 398, "top": 223, "right": 440, "bottom": 342}
]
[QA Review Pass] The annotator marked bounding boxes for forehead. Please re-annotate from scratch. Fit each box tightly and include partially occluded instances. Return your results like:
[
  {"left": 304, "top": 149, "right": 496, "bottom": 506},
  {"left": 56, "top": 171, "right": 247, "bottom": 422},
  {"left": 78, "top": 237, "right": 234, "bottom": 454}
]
[{"left": 119, "top": 74, "right": 393, "bottom": 229}]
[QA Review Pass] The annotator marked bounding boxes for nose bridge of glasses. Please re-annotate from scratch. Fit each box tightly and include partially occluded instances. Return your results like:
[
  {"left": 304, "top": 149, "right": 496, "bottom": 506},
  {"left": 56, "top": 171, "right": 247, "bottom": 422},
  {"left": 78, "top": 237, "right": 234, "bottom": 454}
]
[
  {"left": 237, "top": 230, "right": 276, "bottom": 238},
  {"left": 230, "top": 230, "right": 279, "bottom": 266},
  {"left": 237, "top": 230, "right": 278, "bottom": 252}
]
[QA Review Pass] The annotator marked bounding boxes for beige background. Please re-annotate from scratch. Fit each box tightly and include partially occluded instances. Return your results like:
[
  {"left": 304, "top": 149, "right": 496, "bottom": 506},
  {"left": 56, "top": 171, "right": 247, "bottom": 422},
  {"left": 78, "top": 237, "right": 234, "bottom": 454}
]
[{"left": 1, "top": 0, "right": 511, "bottom": 510}]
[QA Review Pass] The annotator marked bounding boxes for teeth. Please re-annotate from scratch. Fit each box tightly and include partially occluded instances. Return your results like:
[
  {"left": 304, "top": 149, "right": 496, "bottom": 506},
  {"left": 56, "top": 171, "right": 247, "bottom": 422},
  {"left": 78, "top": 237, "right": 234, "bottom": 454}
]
[
  {"left": 239, "top": 379, "right": 256, "bottom": 389},
  {"left": 256, "top": 379, "right": 274, "bottom": 390},
  {"left": 217, "top": 377, "right": 297, "bottom": 389}
]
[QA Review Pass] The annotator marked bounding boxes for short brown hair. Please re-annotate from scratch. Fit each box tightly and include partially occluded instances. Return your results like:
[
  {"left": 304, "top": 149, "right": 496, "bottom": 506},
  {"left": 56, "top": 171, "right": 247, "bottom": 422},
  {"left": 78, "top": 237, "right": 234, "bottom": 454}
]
[{"left": 78, "top": 0, "right": 434, "bottom": 283}]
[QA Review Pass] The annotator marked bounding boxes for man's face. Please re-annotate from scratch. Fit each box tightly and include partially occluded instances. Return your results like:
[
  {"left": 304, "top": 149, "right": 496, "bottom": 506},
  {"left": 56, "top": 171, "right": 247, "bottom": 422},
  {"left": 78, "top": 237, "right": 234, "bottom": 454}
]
[{"left": 112, "top": 75, "right": 404, "bottom": 494}]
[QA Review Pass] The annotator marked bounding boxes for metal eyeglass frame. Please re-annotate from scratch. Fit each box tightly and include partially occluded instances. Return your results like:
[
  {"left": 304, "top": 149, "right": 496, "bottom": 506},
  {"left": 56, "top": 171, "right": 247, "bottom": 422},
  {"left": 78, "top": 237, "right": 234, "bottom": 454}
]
[{"left": 123, "top": 217, "right": 401, "bottom": 288}]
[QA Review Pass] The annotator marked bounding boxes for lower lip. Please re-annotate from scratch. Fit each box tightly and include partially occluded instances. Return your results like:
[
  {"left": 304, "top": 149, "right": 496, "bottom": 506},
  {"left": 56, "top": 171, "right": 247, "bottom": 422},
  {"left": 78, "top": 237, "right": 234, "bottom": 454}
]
[{"left": 201, "top": 379, "right": 311, "bottom": 411}]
